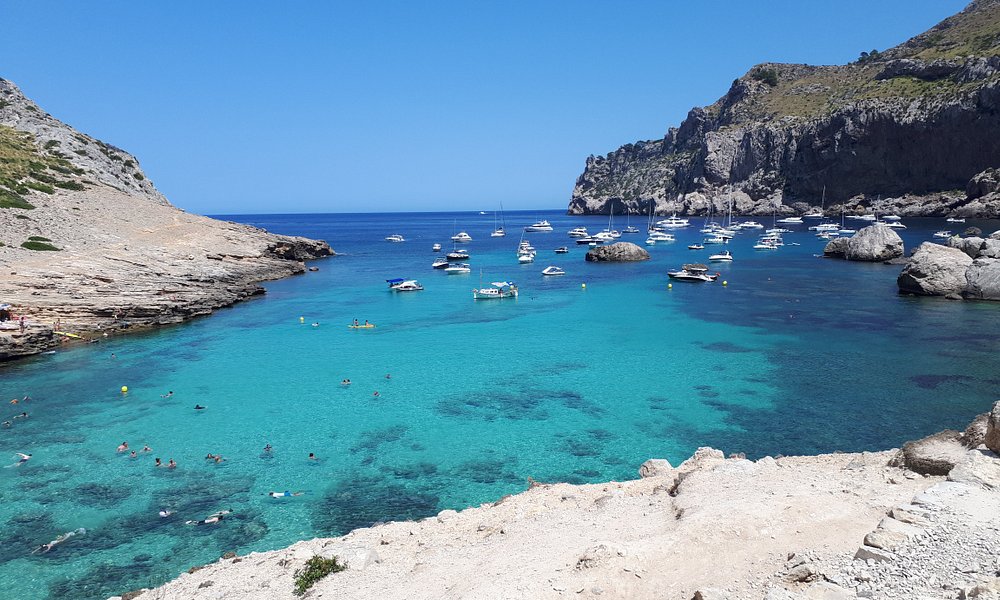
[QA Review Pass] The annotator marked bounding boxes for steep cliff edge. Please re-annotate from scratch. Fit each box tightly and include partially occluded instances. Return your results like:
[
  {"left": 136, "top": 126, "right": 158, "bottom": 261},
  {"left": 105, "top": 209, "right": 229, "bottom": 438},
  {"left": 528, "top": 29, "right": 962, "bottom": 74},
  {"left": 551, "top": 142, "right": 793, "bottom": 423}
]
[
  {"left": 0, "top": 78, "right": 333, "bottom": 360},
  {"left": 569, "top": 0, "right": 1000, "bottom": 217}
]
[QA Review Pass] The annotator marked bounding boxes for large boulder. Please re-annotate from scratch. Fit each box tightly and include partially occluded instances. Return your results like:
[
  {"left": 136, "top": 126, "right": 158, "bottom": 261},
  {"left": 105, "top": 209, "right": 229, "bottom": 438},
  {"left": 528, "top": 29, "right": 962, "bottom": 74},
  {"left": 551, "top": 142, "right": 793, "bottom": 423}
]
[
  {"left": 897, "top": 242, "right": 974, "bottom": 296},
  {"left": 986, "top": 401, "right": 1000, "bottom": 454},
  {"left": 585, "top": 242, "right": 650, "bottom": 262},
  {"left": 824, "top": 224, "right": 903, "bottom": 261},
  {"left": 897, "top": 430, "right": 967, "bottom": 475},
  {"left": 965, "top": 259, "right": 1000, "bottom": 300},
  {"left": 949, "top": 236, "right": 986, "bottom": 258}
]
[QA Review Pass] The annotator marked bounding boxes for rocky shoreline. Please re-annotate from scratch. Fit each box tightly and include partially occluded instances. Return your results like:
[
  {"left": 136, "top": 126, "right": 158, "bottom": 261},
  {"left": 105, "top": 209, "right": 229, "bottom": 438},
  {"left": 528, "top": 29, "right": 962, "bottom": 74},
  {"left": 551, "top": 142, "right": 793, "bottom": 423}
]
[{"left": 124, "top": 405, "right": 1000, "bottom": 600}]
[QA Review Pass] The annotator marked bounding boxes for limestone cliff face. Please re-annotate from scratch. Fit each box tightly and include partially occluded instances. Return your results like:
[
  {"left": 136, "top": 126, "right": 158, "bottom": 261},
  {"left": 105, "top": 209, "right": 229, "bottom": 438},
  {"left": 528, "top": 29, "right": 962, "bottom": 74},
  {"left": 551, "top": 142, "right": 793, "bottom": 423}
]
[{"left": 569, "top": 0, "right": 1000, "bottom": 217}]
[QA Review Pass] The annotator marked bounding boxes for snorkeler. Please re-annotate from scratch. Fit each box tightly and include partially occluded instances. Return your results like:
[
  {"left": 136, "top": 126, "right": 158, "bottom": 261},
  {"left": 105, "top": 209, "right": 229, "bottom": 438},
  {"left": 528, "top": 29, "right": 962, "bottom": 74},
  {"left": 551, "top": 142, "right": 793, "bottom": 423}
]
[
  {"left": 185, "top": 509, "right": 232, "bottom": 526},
  {"left": 12, "top": 412, "right": 28, "bottom": 420},
  {"left": 268, "top": 491, "right": 305, "bottom": 498},
  {"left": 32, "top": 528, "right": 86, "bottom": 554},
  {"left": 194, "top": 405, "right": 206, "bottom": 410},
  {"left": 158, "top": 509, "right": 174, "bottom": 518},
  {"left": 160, "top": 391, "right": 174, "bottom": 398},
  {"left": 6, "top": 452, "right": 31, "bottom": 468}
]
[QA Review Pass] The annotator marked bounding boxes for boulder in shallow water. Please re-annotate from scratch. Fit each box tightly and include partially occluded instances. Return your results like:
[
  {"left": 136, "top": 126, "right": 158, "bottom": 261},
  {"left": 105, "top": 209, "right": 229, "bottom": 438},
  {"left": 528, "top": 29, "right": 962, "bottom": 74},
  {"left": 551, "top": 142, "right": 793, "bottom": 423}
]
[
  {"left": 965, "top": 258, "right": 1000, "bottom": 300},
  {"left": 897, "top": 242, "right": 973, "bottom": 296},
  {"left": 948, "top": 235, "right": 985, "bottom": 259},
  {"left": 585, "top": 242, "right": 650, "bottom": 262},
  {"left": 824, "top": 224, "right": 903, "bottom": 261}
]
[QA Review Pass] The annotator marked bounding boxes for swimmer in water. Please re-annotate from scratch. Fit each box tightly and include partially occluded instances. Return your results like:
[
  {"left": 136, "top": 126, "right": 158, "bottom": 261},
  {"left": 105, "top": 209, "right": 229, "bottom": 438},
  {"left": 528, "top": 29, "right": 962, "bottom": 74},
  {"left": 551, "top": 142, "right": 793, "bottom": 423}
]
[
  {"left": 129, "top": 450, "right": 137, "bottom": 459},
  {"left": 308, "top": 453, "right": 317, "bottom": 461},
  {"left": 185, "top": 509, "right": 232, "bottom": 526},
  {"left": 154, "top": 457, "right": 162, "bottom": 467},
  {"left": 263, "top": 443, "right": 272, "bottom": 453},
  {"left": 160, "top": 391, "right": 174, "bottom": 398},
  {"left": 12, "top": 412, "right": 28, "bottom": 420},
  {"left": 2, "top": 421, "right": 10, "bottom": 428},
  {"left": 167, "top": 458, "right": 176, "bottom": 469},
  {"left": 385, "top": 373, "right": 391, "bottom": 379},
  {"left": 311, "top": 322, "right": 319, "bottom": 327},
  {"left": 205, "top": 453, "right": 215, "bottom": 460},
  {"left": 116, "top": 441, "right": 128, "bottom": 453},
  {"left": 141, "top": 445, "right": 152, "bottom": 453},
  {"left": 158, "top": 509, "right": 174, "bottom": 518},
  {"left": 268, "top": 491, "right": 305, "bottom": 498},
  {"left": 214, "top": 455, "right": 225, "bottom": 464},
  {"left": 32, "top": 528, "right": 86, "bottom": 554},
  {"left": 7, "top": 453, "right": 31, "bottom": 468},
  {"left": 194, "top": 405, "right": 206, "bottom": 410},
  {"left": 341, "top": 379, "right": 351, "bottom": 386},
  {"left": 373, "top": 391, "right": 380, "bottom": 397}
]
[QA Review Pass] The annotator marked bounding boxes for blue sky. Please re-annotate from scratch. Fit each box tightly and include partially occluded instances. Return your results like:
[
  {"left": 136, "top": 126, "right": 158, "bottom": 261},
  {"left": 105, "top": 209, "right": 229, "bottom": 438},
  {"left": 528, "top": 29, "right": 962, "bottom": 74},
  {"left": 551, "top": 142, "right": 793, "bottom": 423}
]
[{"left": 1, "top": 1, "right": 967, "bottom": 214}]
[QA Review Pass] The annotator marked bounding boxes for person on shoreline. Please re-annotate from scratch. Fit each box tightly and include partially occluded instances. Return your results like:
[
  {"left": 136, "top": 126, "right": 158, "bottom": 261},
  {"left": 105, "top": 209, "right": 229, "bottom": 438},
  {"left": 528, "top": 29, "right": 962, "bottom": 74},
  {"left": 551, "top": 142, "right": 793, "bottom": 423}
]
[
  {"left": 7, "top": 453, "right": 31, "bottom": 468},
  {"left": 32, "top": 528, "right": 86, "bottom": 554},
  {"left": 268, "top": 491, "right": 305, "bottom": 498}
]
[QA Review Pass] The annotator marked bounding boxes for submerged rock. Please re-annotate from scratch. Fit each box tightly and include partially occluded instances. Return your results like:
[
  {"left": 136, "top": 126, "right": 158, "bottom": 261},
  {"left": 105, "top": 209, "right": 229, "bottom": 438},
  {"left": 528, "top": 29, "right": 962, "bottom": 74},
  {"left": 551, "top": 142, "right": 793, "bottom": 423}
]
[
  {"left": 824, "top": 224, "right": 903, "bottom": 261},
  {"left": 897, "top": 242, "right": 973, "bottom": 296},
  {"left": 584, "top": 242, "right": 650, "bottom": 262}
]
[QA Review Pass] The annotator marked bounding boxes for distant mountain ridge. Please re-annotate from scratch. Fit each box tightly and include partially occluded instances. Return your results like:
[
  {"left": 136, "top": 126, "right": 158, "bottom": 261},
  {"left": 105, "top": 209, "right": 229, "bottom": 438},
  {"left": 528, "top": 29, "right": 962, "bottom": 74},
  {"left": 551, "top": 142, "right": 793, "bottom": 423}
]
[{"left": 569, "top": 0, "right": 1000, "bottom": 217}]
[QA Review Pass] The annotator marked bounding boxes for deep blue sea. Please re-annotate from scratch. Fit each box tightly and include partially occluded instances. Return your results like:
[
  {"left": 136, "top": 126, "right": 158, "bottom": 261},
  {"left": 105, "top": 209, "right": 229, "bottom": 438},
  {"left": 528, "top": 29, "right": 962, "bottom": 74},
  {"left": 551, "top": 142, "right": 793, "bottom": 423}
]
[{"left": 1, "top": 209, "right": 999, "bottom": 599}]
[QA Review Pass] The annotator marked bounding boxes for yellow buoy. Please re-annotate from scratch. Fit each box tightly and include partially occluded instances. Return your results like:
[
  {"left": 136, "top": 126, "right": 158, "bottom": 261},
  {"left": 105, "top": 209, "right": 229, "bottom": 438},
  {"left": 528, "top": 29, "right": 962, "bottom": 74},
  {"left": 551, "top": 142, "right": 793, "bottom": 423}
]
[
  {"left": 722, "top": 280, "right": 728, "bottom": 286},
  {"left": 581, "top": 283, "right": 586, "bottom": 289},
  {"left": 668, "top": 283, "right": 672, "bottom": 289},
  {"left": 121, "top": 386, "right": 128, "bottom": 393},
  {"left": 299, "top": 316, "right": 305, "bottom": 323}
]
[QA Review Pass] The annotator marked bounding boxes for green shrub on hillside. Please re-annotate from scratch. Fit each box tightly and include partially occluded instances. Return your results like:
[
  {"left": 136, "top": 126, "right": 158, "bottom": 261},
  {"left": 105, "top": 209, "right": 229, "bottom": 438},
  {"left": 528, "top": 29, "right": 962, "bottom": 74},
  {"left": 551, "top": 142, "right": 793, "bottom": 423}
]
[
  {"left": 21, "top": 240, "right": 59, "bottom": 251},
  {"left": 25, "top": 181, "right": 54, "bottom": 194},
  {"left": 0, "top": 189, "right": 35, "bottom": 209},
  {"left": 55, "top": 180, "right": 85, "bottom": 191},
  {"left": 293, "top": 556, "right": 345, "bottom": 596},
  {"left": 751, "top": 67, "right": 779, "bottom": 87}
]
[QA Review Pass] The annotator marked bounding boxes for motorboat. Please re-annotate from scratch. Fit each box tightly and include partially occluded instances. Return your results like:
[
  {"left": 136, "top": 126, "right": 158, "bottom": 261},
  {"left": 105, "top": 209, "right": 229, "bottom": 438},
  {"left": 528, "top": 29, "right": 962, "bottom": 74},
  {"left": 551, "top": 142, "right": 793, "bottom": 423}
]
[
  {"left": 656, "top": 215, "right": 690, "bottom": 229},
  {"left": 858, "top": 214, "right": 877, "bottom": 222},
  {"left": 554, "top": 247, "right": 569, "bottom": 254},
  {"left": 432, "top": 243, "right": 442, "bottom": 251},
  {"left": 593, "top": 231, "right": 618, "bottom": 242},
  {"left": 758, "top": 235, "right": 784, "bottom": 246},
  {"left": 386, "top": 278, "right": 424, "bottom": 292},
  {"left": 703, "top": 235, "right": 727, "bottom": 244},
  {"left": 491, "top": 227, "right": 506, "bottom": 238},
  {"left": 518, "top": 253, "right": 535, "bottom": 263},
  {"left": 645, "top": 237, "right": 657, "bottom": 246},
  {"left": 524, "top": 220, "right": 554, "bottom": 232},
  {"left": 883, "top": 214, "right": 902, "bottom": 222},
  {"left": 946, "top": 217, "right": 966, "bottom": 223},
  {"left": 808, "top": 223, "right": 840, "bottom": 232},
  {"left": 883, "top": 221, "right": 907, "bottom": 229},
  {"left": 447, "top": 249, "right": 470, "bottom": 261},
  {"left": 518, "top": 240, "right": 536, "bottom": 253},
  {"left": 567, "top": 227, "right": 589, "bottom": 237},
  {"left": 776, "top": 216, "right": 803, "bottom": 224},
  {"left": 838, "top": 228, "right": 857, "bottom": 235},
  {"left": 385, "top": 234, "right": 406, "bottom": 242},
  {"left": 647, "top": 231, "right": 675, "bottom": 242},
  {"left": 803, "top": 210, "right": 824, "bottom": 219},
  {"left": 709, "top": 250, "right": 733, "bottom": 262},
  {"left": 444, "top": 263, "right": 471, "bottom": 274},
  {"left": 688, "top": 243, "right": 705, "bottom": 250},
  {"left": 473, "top": 281, "right": 518, "bottom": 299},
  {"left": 541, "top": 266, "right": 565, "bottom": 276},
  {"left": 667, "top": 263, "right": 719, "bottom": 282},
  {"left": 737, "top": 221, "right": 764, "bottom": 229},
  {"left": 432, "top": 257, "right": 449, "bottom": 269},
  {"left": 817, "top": 231, "right": 838, "bottom": 239},
  {"left": 622, "top": 226, "right": 640, "bottom": 234},
  {"left": 451, "top": 231, "right": 473, "bottom": 242},
  {"left": 575, "top": 236, "right": 605, "bottom": 245},
  {"left": 753, "top": 241, "right": 779, "bottom": 250},
  {"left": 933, "top": 230, "right": 953, "bottom": 239},
  {"left": 766, "top": 227, "right": 790, "bottom": 234}
]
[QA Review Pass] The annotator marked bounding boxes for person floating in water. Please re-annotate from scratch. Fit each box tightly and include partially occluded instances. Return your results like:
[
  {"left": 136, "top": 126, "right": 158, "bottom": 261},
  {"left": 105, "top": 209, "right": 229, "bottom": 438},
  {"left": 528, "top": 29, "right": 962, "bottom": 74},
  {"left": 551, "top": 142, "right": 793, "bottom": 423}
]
[
  {"left": 263, "top": 443, "right": 272, "bottom": 453},
  {"left": 167, "top": 458, "right": 177, "bottom": 469},
  {"left": 186, "top": 509, "right": 232, "bottom": 526},
  {"left": 154, "top": 457, "right": 162, "bottom": 467},
  {"left": 141, "top": 445, "right": 152, "bottom": 453},
  {"left": 12, "top": 412, "right": 28, "bottom": 421},
  {"left": 268, "top": 490, "right": 305, "bottom": 498},
  {"left": 373, "top": 391, "right": 380, "bottom": 397},
  {"left": 116, "top": 441, "right": 128, "bottom": 453},
  {"left": 385, "top": 373, "right": 391, "bottom": 379},
  {"left": 194, "top": 405, "right": 206, "bottom": 410},
  {"left": 311, "top": 322, "right": 319, "bottom": 327},
  {"left": 32, "top": 528, "right": 86, "bottom": 554},
  {"left": 341, "top": 379, "right": 351, "bottom": 386},
  {"left": 7, "top": 452, "right": 31, "bottom": 468},
  {"left": 158, "top": 509, "right": 174, "bottom": 518},
  {"left": 160, "top": 391, "right": 174, "bottom": 398},
  {"left": 2, "top": 421, "right": 10, "bottom": 428},
  {"left": 129, "top": 450, "right": 137, "bottom": 459},
  {"left": 308, "top": 453, "right": 317, "bottom": 461}
]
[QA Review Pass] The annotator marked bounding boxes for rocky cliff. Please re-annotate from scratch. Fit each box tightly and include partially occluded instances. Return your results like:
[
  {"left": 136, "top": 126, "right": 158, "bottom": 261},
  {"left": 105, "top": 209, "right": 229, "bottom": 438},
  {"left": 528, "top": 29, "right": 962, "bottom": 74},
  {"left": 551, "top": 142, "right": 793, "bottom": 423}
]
[
  {"left": 0, "top": 78, "right": 333, "bottom": 360},
  {"left": 569, "top": 0, "right": 1000, "bottom": 218}
]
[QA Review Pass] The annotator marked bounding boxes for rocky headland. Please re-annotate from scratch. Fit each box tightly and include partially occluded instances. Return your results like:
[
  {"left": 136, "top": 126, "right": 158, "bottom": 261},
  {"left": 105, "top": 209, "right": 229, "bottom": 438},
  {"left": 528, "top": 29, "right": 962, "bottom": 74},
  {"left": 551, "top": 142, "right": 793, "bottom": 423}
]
[
  {"left": 128, "top": 405, "right": 1000, "bottom": 600},
  {"left": 568, "top": 0, "right": 1000, "bottom": 219},
  {"left": 0, "top": 78, "right": 333, "bottom": 360}
]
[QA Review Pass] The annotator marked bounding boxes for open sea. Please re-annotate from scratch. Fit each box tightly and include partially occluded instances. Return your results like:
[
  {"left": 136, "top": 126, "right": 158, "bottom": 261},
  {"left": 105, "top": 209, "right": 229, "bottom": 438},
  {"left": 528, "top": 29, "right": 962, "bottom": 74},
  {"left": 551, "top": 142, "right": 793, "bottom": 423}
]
[{"left": 1, "top": 209, "right": 999, "bottom": 599}]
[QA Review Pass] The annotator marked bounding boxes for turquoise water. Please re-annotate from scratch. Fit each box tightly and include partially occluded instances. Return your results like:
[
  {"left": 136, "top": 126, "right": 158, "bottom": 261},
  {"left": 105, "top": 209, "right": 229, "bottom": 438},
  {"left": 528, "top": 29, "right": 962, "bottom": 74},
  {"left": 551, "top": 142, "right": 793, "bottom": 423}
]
[{"left": 2, "top": 210, "right": 999, "bottom": 599}]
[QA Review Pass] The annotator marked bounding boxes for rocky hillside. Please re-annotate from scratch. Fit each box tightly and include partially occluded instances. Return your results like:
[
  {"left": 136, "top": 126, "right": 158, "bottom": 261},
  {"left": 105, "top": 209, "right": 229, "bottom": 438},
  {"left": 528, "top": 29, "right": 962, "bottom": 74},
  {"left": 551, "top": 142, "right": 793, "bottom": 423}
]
[
  {"left": 569, "top": 0, "right": 1000, "bottom": 218},
  {"left": 0, "top": 78, "right": 332, "bottom": 360}
]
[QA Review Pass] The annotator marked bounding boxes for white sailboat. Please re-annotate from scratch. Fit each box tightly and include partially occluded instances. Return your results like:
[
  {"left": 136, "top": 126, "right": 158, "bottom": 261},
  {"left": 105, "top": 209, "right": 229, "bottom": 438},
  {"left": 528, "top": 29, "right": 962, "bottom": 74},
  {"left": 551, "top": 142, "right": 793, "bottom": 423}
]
[{"left": 491, "top": 201, "right": 507, "bottom": 237}]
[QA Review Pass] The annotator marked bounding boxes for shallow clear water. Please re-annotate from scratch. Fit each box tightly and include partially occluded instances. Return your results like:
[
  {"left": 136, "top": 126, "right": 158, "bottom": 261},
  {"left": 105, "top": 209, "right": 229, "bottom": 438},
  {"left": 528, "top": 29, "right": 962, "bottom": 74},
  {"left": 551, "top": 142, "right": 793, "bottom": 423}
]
[{"left": 1, "top": 210, "right": 998, "bottom": 599}]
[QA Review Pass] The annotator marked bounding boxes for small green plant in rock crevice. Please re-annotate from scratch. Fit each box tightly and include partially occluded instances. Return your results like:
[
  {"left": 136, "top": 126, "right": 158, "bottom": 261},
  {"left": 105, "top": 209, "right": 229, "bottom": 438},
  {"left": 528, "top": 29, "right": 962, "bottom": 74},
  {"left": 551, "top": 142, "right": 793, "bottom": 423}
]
[{"left": 292, "top": 555, "right": 345, "bottom": 596}]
